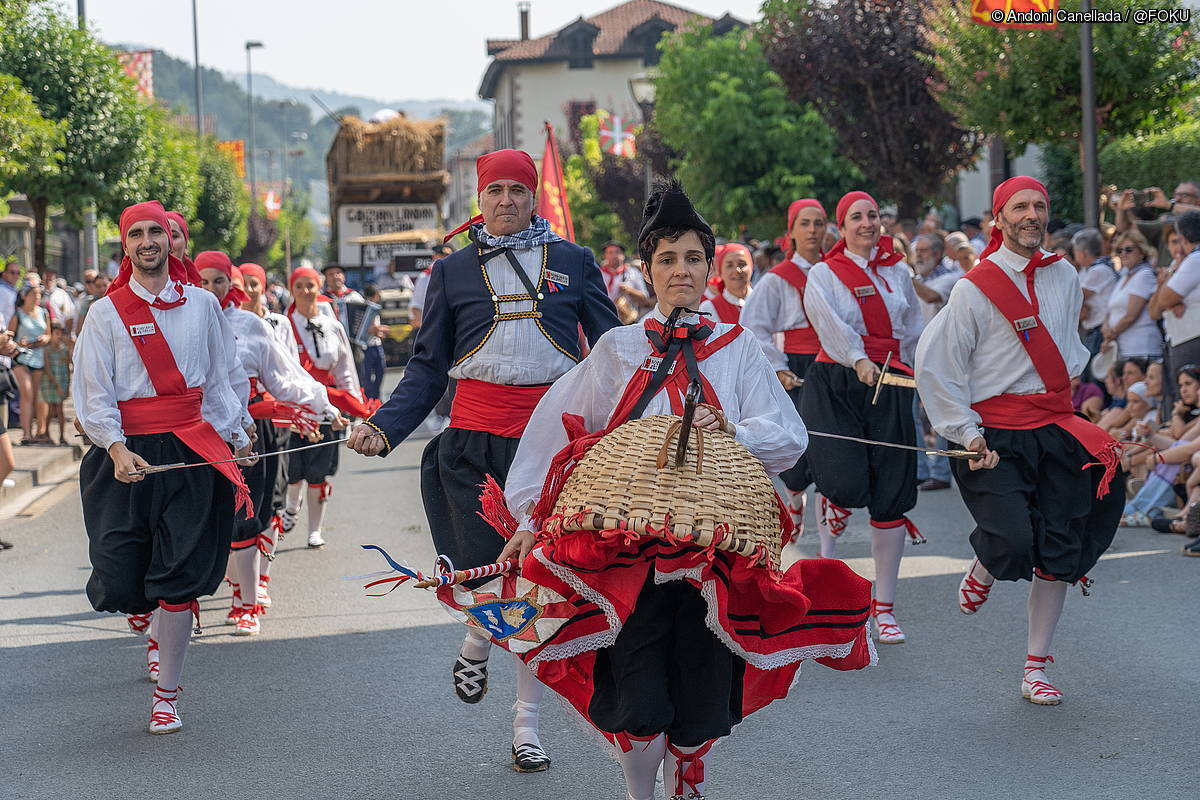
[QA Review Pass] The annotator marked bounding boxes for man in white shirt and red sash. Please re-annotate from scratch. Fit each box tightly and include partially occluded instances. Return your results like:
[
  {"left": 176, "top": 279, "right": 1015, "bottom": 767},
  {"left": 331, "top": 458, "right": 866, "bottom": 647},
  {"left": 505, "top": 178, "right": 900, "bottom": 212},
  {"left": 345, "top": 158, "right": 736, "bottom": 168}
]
[
  {"left": 74, "top": 201, "right": 254, "bottom": 734},
  {"left": 916, "top": 177, "right": 1124, "bottom": 705},
  {"left": 347, "top": 149, "right": 620, "bottom": 772},
  {"left": 741, "top": 199, "right": 834, "bottom": 552}
]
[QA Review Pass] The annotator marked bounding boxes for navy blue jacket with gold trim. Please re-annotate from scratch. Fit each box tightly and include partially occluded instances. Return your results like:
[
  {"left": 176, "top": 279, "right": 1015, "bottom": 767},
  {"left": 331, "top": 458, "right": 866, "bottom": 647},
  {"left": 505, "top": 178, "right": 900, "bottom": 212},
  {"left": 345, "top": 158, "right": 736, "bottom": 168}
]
[{"left": 366, "top": 239, "right": 620, "bottom": 451}]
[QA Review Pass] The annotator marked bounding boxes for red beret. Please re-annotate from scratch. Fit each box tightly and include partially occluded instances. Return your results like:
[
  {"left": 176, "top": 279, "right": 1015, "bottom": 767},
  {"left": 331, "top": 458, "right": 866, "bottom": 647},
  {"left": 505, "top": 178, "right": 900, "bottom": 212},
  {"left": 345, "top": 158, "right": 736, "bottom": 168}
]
[
  {"left": 992, "top": 176, "right": 1049, "bottom": 217},
  {"left": 239, "top": 263, "right": 267, "bottom": 287},
  {"left": 787, "top": 199, "right": 827, "bottom": 232},
  {"left": 119, "top": 201, "right": 171, "bottom": 243},
  {"left": 476, "top": 149, "right": 538, "bottom": 195},
  {"left": 835, "top": 191, "right": 878, "bottom": 229},
  {"left": 194, "top": 250, "right": 234, "bottom": 277},
  {"left": 165, "top": 211, "right": 190, "bottom": 242}
]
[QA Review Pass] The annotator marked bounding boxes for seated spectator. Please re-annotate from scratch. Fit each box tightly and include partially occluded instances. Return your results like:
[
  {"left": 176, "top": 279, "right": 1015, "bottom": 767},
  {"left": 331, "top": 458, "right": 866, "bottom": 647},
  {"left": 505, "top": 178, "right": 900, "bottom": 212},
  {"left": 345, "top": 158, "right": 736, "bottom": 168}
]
[
  {"left": 1072, "top": 376, "right": 1104, "bottom": 422},
  {"left": 1102, "top": 228, "right": 1162, "bottom": 359}
]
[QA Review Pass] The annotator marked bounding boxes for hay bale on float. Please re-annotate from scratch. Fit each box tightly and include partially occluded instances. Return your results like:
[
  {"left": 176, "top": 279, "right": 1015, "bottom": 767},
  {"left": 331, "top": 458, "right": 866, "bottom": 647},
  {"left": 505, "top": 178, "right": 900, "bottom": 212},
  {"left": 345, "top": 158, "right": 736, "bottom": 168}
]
[{"left": 326, "top": 113, "right": 449, "bottom": 205}]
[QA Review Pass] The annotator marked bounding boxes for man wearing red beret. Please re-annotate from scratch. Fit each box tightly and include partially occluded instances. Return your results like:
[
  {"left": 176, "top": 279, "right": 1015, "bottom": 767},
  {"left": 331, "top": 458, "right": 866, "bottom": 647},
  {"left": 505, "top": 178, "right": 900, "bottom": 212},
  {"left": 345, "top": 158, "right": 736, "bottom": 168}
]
[
  {"left": 74, "top": 201, "right": 255, "bottom": 734},
  {"left": 916, "top": 177, "right": 1124, "bottom": 706},
  {"left": 347, "top": 148, "right": 620, "bottom": 772}
]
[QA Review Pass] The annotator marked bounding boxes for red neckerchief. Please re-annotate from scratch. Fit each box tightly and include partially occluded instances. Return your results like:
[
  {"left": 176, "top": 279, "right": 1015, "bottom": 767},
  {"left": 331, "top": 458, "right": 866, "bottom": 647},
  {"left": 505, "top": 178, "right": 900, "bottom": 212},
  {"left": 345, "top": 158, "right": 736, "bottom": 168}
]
[
  {"left": 108, "top": 282, "right": 252, "bottom": 516},
  {"left": 964, "top": 243, "right": 1120, "bottom": 497}
]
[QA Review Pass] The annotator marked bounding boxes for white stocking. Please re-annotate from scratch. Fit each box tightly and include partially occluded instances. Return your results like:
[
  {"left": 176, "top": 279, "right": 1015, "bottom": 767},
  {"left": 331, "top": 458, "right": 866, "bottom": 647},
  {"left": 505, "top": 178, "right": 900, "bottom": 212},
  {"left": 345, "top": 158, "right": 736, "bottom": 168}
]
[
  {"left": 1026, "top": 576, "right": 1068, "bottom": 658},
  {"left": 154, "top": 607, "right": 193, "bottom": 692},
  {"left": 664, "top": 740, "right": 716, "bottom": 799},
  {"left": 616, "top": 734, "right": 666, "bottom": 800},
  {"left": 815, "top": 493, "right": 838, "bottom": 558},
  {"left": 285, "top": 482, "right": 303, "bottom": 514},
  {"left": 460, "top": 626, "right": 491, "bottom": 661},
  {"left": 870, "top": 527, "right": 906, "bottom": 605},
  {"left": 231, "top": 546, "right": 260, "bottom": 611},
  {"left": 146, "top": 610, "right": 159, "bottom": 642},
  {"left": 259, "top": 526, "right": 275, "bottom": 582},
  {"left": 785, "top": 488, "right": 806, "bottom": 536},
  {"left": 306, "top": 484, "right": 326, "bottom": 535},
  {"left": 511, "top": 653, "right": 545, "bottom": 749}
]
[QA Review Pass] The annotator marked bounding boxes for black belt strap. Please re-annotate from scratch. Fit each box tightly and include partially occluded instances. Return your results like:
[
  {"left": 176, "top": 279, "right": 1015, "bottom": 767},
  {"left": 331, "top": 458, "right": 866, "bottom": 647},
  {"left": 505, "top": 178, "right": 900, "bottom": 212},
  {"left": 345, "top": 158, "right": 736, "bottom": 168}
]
[{"left": 481, "top": 247, "right": 540, "bottom": 299}]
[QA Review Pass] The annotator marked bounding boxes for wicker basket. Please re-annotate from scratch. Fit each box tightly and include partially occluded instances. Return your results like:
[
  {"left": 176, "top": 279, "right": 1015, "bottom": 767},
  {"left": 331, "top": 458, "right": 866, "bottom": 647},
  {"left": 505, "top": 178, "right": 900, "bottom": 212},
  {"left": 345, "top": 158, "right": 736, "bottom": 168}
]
[{"left": 551, "top": 414, "right": 784, "bottom": 567}]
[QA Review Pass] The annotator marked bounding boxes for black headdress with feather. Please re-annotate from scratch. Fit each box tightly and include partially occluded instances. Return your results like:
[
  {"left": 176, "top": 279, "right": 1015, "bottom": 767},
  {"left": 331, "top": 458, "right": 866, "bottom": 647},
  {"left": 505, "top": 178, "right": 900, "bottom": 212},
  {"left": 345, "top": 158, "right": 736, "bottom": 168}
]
[{"left": 637, "top": 177, "right": 714, "bottom": 243}]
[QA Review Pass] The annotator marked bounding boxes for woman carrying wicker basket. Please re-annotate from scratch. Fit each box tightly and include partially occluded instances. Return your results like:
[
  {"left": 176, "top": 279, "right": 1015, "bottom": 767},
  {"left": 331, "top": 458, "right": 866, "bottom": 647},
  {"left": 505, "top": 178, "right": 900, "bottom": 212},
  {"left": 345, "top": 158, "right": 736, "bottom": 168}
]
[
  {"left": 489, "top": 180, "right": 875, "bottom": 800},
  {"left": 798, "top": 191, "right": 926, "bottom": 645}
]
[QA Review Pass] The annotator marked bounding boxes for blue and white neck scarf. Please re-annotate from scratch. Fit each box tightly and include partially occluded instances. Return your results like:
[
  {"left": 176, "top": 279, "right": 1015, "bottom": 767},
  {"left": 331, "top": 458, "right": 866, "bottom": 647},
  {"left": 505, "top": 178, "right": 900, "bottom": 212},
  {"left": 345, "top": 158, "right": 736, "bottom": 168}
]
[{"left": 472, "top": 215, "right": 563, "bottom": 251}]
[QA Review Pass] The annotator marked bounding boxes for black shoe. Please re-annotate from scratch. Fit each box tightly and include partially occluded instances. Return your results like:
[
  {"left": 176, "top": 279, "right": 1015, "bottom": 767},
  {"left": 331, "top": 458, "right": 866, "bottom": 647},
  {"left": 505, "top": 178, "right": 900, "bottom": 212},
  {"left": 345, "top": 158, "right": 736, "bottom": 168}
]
[
  {"left": 452, "top": 654, "right": 488, "bottom": 703},
  {"left": 1151, "top": 517, "right": 1178, "bottom": 534},
  {"left": 918, "top": 479, "right": 951, "bottom": 491},
  {"left": 1183, "top": 538, "right": 1200, "bottom": 557},
  {"left": 0, "top": 539, "right": 12, "bottom": 550},
  {"left": 512, "top": 742, "right": 551, "bottom": 773}
]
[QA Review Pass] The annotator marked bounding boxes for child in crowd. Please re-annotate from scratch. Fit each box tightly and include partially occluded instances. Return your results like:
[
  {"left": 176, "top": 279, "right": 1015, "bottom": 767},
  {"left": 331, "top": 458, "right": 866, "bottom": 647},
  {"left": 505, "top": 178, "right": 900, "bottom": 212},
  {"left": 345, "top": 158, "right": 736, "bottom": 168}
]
[{"left": 38, "top": 323, "right": 71, "bottom": 445}]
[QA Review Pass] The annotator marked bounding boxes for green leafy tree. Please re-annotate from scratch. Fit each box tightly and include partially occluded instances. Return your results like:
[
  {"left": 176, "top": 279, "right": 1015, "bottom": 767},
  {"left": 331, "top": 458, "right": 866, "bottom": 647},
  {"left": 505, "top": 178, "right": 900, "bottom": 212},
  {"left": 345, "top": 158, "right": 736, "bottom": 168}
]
[
  {"left": 1100, "top": 121, "right": 1200, "bottom": 191},
  {"left": 566, "top": 112, "right": 639, "bottom": 252},
  {"left": 0, "top": 74, "right": 63, "bottom": 195},
  {"left": 656, "top": 23, "right": 862, "bottom": 238},
  {"left": 0, "top": 2, "right": 152, "bottom": 267},
  {"left": 194, "top": 141, "right": 249, "bottom": 255},
  {"left": 925, "top": 0, "right": 1200, "bottom": 158},
  {"left": 140, "top": 106, "right": 203, "bottom": 224}
]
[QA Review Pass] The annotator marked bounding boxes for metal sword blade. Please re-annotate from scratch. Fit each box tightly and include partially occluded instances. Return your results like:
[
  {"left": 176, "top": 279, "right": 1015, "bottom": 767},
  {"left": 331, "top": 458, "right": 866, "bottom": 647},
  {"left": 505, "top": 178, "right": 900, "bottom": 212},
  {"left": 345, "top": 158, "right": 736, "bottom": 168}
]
[
  {"left": 131, "top": 437, "right": 345, "bottom": 476},
  {"left": 807, "top": 429, "right": 982, "bottom": 459}
]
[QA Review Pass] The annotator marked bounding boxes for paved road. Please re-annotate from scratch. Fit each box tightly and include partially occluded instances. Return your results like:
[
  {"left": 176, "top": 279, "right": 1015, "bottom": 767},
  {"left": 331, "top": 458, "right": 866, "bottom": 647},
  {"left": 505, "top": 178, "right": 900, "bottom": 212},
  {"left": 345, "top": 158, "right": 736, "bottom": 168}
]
[{"left": 1, "top": 416, "right": 1196, "bottom": 799}]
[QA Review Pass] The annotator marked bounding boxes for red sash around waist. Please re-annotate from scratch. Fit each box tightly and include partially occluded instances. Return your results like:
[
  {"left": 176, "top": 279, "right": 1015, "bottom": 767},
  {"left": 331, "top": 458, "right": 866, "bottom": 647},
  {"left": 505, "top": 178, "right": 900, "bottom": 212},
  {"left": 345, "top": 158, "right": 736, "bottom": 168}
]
[
  {"left": 782, "top": 326, "right": 821, "bottom": 355},
  {"left": 450, "top": 379, "right": 551, "bottom": 438},
  {"left": 109, "top": 285, "right": 252, "bottom": 517}
]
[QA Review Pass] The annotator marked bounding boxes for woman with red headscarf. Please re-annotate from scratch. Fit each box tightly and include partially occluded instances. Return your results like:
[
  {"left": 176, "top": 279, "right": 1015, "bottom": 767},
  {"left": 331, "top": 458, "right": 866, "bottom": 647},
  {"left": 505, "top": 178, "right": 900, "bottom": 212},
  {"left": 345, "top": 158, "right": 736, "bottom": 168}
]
[
  {"left": 698, "top": 242, "right": 753, "bottom": 324},
  {"left": 916, "top": 177, "right": 1123, "bottom": 705},
  {"left": 799, "top": 190, "right": 926, "bottom": 646},
  {"left": 197, "top": 252, "right": 344, "bottom": 634},
  {"left": 742, "top": 199, "right": 835, "bottom": 551}
]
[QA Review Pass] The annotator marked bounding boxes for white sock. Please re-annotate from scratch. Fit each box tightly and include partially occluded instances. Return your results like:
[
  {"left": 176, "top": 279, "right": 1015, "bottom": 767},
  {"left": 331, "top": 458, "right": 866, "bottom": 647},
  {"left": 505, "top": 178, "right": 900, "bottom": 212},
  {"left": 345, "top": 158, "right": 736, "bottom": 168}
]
[
  {"left": 664, "top": 740, "right": 715, "bottom": 799},
  {"left": 231, "top": 546, "right": 260, "bottom": 612},
  {"left": 460, "top": 627, "right": 491, "bottom": 661},
  {"left": 511, "top": 653, "right": 545, "bottom": 749},
  {"left": 154, "top": 607, "right": 193, "bottom": 692},
  {"left": 616, "top": 734, "right": 666, "bottom": 800},
  {"left": 259, "top": 527, "right": 276, "bottom": 582},
  {"left": 1027, "top": 576, "right": 1068, "bottom": 658},
  {"left": 785, "top": 488, "right": 806, "bottom": 534},
  {"left": 285, "top": 482, "right": 303, "bottom": 514},
  {"left": 871, "top": 527, "right": 906, "bottom": 606},
  {"left": 815, "top": 493, "right": 838, "bottom": 558},
  {"left": 306, "top": 484, "right": 326, "bottom": 535},
  {"left": 146, "top": 610, "right": 159, "bottom": 642}
]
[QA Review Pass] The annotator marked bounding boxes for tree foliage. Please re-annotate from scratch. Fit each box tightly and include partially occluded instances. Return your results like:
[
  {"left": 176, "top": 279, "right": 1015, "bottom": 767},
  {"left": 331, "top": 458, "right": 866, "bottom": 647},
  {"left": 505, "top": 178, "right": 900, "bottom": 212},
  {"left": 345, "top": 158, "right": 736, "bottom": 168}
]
[
  {"left": 925, "top": 0, "right": 1200, "bottom": 153},
  {"left": 194, "top": 141, "right": 249, "bottom": 255},
  {"left": 1100, "top": 122, "right": 1200, "bottom": 192},
  {"left": 655, "top": 23, "right": 861, "bottom": 238},
  {"left": 564, "top": 113, "right": 632, "bottom": 254},
  {"left": 760, "top": 0, "right": 983, "bottom": 219},
  {"left": 0, "top": 73, "right": 62, "bottom": 194}
]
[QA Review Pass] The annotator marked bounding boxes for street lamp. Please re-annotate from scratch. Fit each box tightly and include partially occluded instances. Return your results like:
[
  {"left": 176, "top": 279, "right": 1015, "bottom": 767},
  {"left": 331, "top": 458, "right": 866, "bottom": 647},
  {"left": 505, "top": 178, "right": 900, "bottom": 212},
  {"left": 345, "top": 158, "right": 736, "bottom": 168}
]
[
  {"left": 192, "top": 0, "right": 203, "bottom": 137},
  {"left": 628, "top": 69, "right": 659, "bottom": 201},
  {"left": 245, "top": 40, "right": 264, "bottom": 206}
]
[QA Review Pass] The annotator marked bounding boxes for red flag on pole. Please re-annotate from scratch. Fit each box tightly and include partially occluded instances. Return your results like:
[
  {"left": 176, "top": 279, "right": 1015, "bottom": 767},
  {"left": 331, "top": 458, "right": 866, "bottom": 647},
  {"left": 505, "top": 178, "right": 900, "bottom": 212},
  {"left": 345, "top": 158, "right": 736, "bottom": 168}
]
[{"left": 537, "top": 122, "right": 575, "bottom": 242}]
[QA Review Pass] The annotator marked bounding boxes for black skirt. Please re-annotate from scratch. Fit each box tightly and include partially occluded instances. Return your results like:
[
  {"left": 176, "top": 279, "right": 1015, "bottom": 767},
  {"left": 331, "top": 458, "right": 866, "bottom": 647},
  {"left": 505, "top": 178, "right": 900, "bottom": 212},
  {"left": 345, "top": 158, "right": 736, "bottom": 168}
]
[
  {"left": 420, "top": 427, "right": 520, "bottom": 574},
  {"left": 81, "top": 433, "right": 234, "bottom": 614},
  {"left": 780, "top": 352, "right": 817, "bottom": 492},
  {"left": 288, "top": 425, "right": 341, "bottom": 485},
  {"left": 589, "top": 574, "right": 745, "bottom": 747},
  {"left": 234, "top": 419, "right": 288, "bottom": 546},
  {"left": 798, "top": 360, "right": 917, "bottom": 521},
  {"left": 951, "top": 424, "right": 1124, "bottom": 583}
]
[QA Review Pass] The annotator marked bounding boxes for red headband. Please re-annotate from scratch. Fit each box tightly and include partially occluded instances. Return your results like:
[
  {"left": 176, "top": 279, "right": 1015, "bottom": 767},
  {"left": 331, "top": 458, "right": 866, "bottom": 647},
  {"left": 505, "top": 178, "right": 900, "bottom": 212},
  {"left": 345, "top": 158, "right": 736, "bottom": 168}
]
[
  {"left": 107, "top": 201, "right": 195, "bottom": 297},
  {"left": 992, "top": 176, "right": 1049, "bottom": 218},
  {"left": 476, "top": 149, "right": 538, "bottom": 194},
  {"left": 239, "top": 263, "right": 267, "bottom": 288},
  {"left": 230, "top": 265, "right": 245, "bottom": 288},
  {"left": 120, "top": 201, "right": 171, "bottom": 242},
  {"left": 165, "top": 211, "right": 189, "bottom": 242},
  {"left": 787, "top": 199, "right": 827, "bottom": 232},
  {"left": 289, "top": 266, "right": 322, "bottom": 288},
  {"left": 195, "top": 250, "right": 249, "bottom": 309},
  {"left": 835, "top": 191, "right": 877, "bottom": 229}
]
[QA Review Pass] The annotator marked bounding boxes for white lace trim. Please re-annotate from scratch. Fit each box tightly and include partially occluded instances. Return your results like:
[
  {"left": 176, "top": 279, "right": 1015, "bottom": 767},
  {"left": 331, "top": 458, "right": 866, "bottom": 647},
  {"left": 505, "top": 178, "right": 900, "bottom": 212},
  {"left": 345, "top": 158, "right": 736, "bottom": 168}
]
[{"left": 527, "top": 547, "right": 623, "bottom": 667}]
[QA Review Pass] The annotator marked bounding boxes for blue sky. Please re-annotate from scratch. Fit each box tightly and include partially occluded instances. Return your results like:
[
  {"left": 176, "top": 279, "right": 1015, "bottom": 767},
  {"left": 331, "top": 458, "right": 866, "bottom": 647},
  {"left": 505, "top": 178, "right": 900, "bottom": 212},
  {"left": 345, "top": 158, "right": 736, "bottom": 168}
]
[{"left": 68, "top": 0, "right": 766, "bottom": 102}]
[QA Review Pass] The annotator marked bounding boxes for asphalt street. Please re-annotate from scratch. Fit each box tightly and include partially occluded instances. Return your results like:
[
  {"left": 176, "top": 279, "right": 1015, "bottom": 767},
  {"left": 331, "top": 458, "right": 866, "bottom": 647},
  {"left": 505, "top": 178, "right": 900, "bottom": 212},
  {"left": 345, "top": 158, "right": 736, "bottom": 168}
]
[{"left": 1, "top": 409, "right": 1197, "bottom": 799}]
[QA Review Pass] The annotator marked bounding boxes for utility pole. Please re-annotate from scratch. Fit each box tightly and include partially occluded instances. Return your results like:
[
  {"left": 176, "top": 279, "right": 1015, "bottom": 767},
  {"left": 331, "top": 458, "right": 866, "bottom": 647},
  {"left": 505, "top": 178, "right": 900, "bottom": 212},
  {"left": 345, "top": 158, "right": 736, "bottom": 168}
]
[
  {"left": 192, "top": 0, "right": 203, "bottom": 136},
  {"left": 78, "top": 0, "right": 98, "bottom": 281},
  {"left": 245, "top": 41, "right": 264, "bottom": 206},
  {"left": 1080, "top": 2, "right": 1099, "bottom": 227}
]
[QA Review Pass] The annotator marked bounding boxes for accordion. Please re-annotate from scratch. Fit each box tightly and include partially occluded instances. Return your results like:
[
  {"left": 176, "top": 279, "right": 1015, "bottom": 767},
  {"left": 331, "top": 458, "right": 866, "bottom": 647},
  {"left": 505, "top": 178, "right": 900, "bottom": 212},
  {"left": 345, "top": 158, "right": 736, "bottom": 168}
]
[{"left": 343, "top": 300, "right": 382, "bottom": 349}]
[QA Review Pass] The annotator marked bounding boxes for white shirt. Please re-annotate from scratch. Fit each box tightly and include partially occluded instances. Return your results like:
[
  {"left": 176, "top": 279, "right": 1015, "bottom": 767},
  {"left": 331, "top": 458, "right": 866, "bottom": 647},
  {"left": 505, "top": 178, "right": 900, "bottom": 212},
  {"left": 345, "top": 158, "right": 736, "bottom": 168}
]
[
  {"left": 447, "top": 244, "right": 577, "bottom": 386},
  {"left": 289, "top": 308, "right": 362, "bottom": 395},
  {"left": 47, "top": 285, "right": 74, "bottom": 323},
  {"left": 803, "top": 246, "right": 925, "bottom": 368},
  {"left": 915, "top": 257, "right": 964, "bottom": 323},
  {"left": 72, "top": 279, "right": 250, "bottom": 451},
  {"left": 410, "top": 271, "right": 431, "bottom": 312},
  {"left": 262, "top": 311, "right": 300, "bottom": 358},
  {"left": 1165, "top": 249, "right": 1200, "bottom": 346},
  {"left": 504, "top": 308, "right": 808, "bottom": 530},
  {"left": 1079, "top": 260, "right": 1117, "bottom": 331},
  {"left": 601, "top": 264, "right": 647, "bottom": 303},
  {"left": 0, "top": 281, "right": 16, "bottom": 329},
  {"left": 740, "top": 254, "right": 817, "bottom": 372},
  {"left": 224, "top": 306, "right": 337, "bottom": 420},
  {"left": 698, "top": 288, "right": 748, "bottom": 323},
  {"left": 1105, "top": 265, "right": 1162, "bottom": 357},
  {"left": 914, "top": 244, "right": 1089, "bottom": 446}
]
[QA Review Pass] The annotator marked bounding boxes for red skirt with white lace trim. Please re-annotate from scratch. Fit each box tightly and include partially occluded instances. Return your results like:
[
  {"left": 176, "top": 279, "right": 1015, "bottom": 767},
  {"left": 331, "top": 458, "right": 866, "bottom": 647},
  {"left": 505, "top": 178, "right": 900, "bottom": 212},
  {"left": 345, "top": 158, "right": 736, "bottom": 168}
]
[{"left": 497, "top": 528, "right": 875, "bottom": 730}]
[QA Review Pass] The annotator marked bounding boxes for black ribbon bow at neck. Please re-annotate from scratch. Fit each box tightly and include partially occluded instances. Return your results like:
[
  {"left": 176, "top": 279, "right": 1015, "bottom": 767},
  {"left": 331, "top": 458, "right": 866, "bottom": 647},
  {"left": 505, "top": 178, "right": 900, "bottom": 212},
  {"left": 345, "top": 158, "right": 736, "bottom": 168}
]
[
  {"left": 305, "top": 319, "right": 326, "bottom": 358},
  {"left": 630, "top": 307, "right": 712, "bottom": 420}
]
